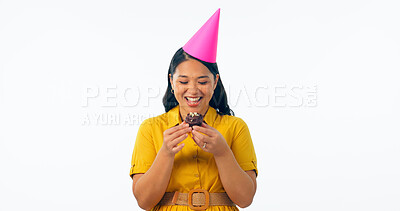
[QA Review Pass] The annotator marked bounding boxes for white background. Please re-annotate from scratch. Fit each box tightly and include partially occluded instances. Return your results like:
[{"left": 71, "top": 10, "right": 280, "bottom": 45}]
[{"left": 1, "top": 0, "right": 399, "bottom": 210}]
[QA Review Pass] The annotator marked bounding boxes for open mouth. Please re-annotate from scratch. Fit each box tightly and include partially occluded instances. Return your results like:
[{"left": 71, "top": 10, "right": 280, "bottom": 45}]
[{"left": 185, "top": 97, "right": 202, "bottom": 106}]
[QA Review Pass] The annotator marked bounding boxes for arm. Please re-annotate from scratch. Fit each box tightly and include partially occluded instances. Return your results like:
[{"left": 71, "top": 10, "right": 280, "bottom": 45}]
[
  {"left": 214, "top": 151, "right": 257, "bottom": 208},
  {"left": 132, "top": 122, "right": 192, "bottom": 210},
  {"left": 192, "top": 123, "right": 257, "bottom": 208},
  {"left": 132, "top": 149, "right": 174, "bottom": 210}
]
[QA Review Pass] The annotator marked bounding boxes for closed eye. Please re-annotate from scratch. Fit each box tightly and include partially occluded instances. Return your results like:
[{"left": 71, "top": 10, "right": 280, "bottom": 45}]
[
  {"left": 199, "top": 81, "right": 208, "bottom": 85},
  {"left": 179, "top": 81, "right": 188, "bottom": 84}
]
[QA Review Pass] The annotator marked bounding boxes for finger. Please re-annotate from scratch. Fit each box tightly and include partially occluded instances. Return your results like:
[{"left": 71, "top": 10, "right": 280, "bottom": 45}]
[
  {"left": 192, "top": 125, "right": 213, "bottom": 136},
  {"left": 170, "top": 133, "right": 188, "bottom": 147},
  {"left": 190, "top": 131, "right": 198, "bottom": 143},
  {"left": 172, "top": 143, "right": 185, "bottom": 153},
  {"left": 165, "top": 122, "right": 189, "bottom": 135},
  {"left": 192, "top": 130, "right": 205, "bottom": 146},
  {"left": 192, "top": 134, "right": 203, "bottom": 148},
  {"left": 191, "top": 131, "right": 200, "bottom": 145},
  {"left": 192, "top": 134, "right": 207, "bottom": 150},
  {"left": 200, "top": 122, "right": 216, "bottom": 131},
  {"left": 169, "top": 126, "right": 192, "bottom": 140}
]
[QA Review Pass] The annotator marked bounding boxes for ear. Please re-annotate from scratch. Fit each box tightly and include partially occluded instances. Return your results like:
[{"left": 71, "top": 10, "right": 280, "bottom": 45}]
[
  {"left": 213, "top": 74, "right": 219, "bottom": 90},
  {"left": 169, "top": 74, "right": 174, "bottom": 88}
]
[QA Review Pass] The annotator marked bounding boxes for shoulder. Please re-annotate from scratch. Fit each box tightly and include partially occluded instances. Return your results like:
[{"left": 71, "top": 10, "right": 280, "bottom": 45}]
[
  {"left": 219, "top": 114, "right": 248, "bottom": 127},
  {"left": 217, "top": 114, "right": 250, "bottom": 135}
]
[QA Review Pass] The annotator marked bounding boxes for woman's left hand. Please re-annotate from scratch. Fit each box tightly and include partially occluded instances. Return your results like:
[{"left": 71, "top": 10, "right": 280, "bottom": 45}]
[{"left": 191, "top": 122, "right": 230, "bottom": 156}]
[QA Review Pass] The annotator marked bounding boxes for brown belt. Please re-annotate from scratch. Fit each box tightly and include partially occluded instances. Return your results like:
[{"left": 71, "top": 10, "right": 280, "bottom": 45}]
[{"left": 158, "top": 189, "right": 235, "bottom": 210}]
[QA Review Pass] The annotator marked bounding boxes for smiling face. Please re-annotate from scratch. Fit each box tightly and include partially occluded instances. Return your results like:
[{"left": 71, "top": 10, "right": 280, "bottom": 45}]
[{"left": 170, "top": 59, "right": 219, "bottom": 120}]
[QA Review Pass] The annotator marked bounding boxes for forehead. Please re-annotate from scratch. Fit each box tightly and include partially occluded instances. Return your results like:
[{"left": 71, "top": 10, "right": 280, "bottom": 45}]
[{"left": 174, "top": 59, "right": 212, "bottom": 77}]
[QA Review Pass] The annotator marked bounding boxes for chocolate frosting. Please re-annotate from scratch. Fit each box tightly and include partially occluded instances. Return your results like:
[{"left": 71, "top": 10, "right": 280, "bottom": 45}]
[{"left": 184, "top": 112, "right": 204, "bottom": 127}]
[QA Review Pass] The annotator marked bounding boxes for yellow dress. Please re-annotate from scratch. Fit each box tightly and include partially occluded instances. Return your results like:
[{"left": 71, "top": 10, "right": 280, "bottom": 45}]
[{"left": 130, "top": 105, "right": 258, "bottom": 211}]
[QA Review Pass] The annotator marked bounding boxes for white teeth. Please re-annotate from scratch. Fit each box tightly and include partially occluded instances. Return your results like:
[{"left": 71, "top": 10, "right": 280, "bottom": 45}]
[{"left": 186, "top": 97, "right": 200, "bottom": 102}]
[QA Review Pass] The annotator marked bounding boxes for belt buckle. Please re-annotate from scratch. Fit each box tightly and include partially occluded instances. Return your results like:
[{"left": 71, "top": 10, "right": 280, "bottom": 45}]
[{"left": 188, "top": 189, "right": 210, "bottom": 210}]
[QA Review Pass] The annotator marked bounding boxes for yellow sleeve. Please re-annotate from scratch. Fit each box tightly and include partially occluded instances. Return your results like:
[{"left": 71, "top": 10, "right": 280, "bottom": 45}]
[
  {"left": 129, "top": 119, "right": 157, "bottom": 179},
  {"left": 231, "top": 118, "right": 258, "bottom": 176}
]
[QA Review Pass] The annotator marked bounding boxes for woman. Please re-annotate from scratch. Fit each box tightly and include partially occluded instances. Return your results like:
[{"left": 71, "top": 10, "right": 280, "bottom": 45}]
[{"left": 130, "top": 9, "right": 257, "bottom": 211}]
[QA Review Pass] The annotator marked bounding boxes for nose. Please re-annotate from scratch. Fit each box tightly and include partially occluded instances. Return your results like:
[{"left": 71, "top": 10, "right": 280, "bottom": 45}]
[{"left": 186, "top": 82, "right": 199, "bottom": 93}]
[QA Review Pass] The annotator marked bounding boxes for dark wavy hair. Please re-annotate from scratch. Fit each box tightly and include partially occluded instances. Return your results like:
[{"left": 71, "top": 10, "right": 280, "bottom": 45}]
[{"left": 162, "top": 48, "right": 234, "bottom": 116}]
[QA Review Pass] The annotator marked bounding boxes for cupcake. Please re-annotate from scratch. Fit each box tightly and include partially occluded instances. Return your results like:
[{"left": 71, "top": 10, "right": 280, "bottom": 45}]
[{"left": 185, "top": 112, "right": 204, "bottom": 127}]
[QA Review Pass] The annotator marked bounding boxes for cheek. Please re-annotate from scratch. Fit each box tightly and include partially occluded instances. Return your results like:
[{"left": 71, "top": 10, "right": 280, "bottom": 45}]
[
  {"left": 202, "top": 86, "right": 215, "bottom": 98},
  {"left": 173, "top": 83, "right": 184, "bottom": 91},
  {"left": 173, "top": 85, "right": 186, "bottom": 98},
  {"left": 175, "top": 85, "right": 185, "bottom": 92}
]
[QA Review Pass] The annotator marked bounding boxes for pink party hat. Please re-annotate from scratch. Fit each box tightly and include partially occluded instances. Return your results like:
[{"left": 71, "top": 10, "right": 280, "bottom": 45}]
[{"left": 183, "top": 8, "right": 220, "bottom": 63}]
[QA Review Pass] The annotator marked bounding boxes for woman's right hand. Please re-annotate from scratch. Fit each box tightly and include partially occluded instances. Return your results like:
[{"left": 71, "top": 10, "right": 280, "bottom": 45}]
[
  {"left": 132, "top": 122, "right": 192, "bottom": 210},
  {"left": 160, "top": 122, "right": 192, "bottom": 157}
]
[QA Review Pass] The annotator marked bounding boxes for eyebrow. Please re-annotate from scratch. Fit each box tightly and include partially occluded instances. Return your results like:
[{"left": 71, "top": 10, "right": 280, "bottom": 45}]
[{"left": 178, "top": 75, "right": 210, "bottom": 79}]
